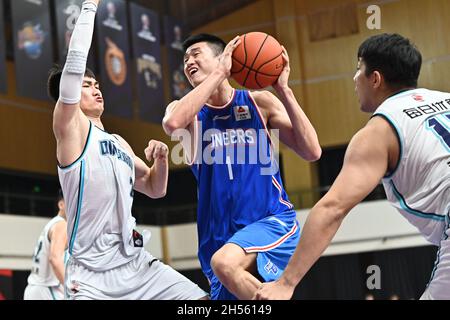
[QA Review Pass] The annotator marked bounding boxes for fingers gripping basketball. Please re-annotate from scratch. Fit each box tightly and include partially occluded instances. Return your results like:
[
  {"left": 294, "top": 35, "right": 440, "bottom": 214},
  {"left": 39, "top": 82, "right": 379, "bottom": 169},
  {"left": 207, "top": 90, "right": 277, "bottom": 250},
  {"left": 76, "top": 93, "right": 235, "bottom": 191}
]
[{"left": 231, "top": 32, "right": 284, "bottom": 89}]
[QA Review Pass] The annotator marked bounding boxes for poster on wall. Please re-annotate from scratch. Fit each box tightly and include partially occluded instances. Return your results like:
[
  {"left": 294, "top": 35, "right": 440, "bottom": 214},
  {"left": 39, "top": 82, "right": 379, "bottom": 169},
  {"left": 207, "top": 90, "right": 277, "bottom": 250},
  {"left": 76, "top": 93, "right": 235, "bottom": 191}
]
[
  {"left": 11, "top": 0, "right": 54, "bottom": 101},
  {"left": 130, "top": 3, "right": 164, "bottom": 123},
  {"left": 96, "top": 0, "right": 132, "bottom": 118},
  {"left": 0, "top": 270, "right": 12, "bottom": 300},
  {"left": 163, "top": 16, "right": 190, "bottom": 101},
  {"left": 0, "top": 0, "right": 7, "bottom": 94},
  {"left": 54, "top": 0, "right": 95, "bottom": 70}
]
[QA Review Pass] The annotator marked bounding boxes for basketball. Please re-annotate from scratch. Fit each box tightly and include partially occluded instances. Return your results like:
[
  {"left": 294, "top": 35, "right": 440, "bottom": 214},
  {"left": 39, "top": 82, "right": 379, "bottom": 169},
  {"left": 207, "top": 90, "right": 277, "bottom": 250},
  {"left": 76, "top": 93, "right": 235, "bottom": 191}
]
[{"left": 231, "top": 32, "right": 284, "bottom": 89}]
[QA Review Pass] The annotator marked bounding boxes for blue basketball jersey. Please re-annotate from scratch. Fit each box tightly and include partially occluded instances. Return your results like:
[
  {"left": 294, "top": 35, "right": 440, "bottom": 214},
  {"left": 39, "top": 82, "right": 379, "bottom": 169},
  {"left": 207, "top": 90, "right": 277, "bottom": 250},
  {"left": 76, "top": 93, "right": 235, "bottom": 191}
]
[{"left": 191, "top": 89, "right": 296, "bottom": 284}]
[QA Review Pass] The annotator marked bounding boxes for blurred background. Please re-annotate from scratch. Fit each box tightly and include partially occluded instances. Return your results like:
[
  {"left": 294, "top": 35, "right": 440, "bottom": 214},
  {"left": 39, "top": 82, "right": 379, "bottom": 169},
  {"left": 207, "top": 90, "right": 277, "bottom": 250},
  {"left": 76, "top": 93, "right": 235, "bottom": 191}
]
[{"left": 0, "top": 0, "right": 448, "bottom": 299}]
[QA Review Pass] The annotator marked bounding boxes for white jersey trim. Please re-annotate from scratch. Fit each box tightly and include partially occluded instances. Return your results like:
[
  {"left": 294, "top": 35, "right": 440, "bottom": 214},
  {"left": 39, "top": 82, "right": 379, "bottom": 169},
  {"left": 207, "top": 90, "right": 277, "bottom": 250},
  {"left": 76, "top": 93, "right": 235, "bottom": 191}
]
[
  {"left": 58, "top": 121, "right": 93, "bottom": 170},
  {"left": 389, "top": 180, "right": 445, "bottom": 221},
  {"left": 372, "top": 112, "right": 404, "bottom": 178},
  {"left": 68, "top": 159, "right": 85, "bottom": 255}
]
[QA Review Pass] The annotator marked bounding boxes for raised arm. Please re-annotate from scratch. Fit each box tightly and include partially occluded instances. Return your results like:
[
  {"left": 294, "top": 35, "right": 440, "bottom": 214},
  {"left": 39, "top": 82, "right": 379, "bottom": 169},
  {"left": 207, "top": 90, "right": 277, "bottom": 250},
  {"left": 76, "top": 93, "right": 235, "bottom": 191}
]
[
  {"left": 48, "top": 220, "right": 67, "bottom": 285},
  {"left": 52, "top": 0, "right": 99, "bottom": 166},
  {"left": 113, "top": 135, "right": 169, "bottom": 199},
  {"left": 254, "top": 116, "right": 399, "bottom": 299},
  {"left": 162, "top": 36, "right": 240, "bottom": 135},
  {"left": 253, "top": 47, "right": 321, "bottom": 161}
]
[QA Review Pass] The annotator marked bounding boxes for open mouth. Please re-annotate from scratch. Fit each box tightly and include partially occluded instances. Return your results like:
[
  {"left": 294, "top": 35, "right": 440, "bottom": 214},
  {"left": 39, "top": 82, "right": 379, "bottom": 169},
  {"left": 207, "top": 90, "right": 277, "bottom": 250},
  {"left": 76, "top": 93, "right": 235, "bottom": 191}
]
[{"left": 189, "top": 67, "right": 198, "bottom": 76}]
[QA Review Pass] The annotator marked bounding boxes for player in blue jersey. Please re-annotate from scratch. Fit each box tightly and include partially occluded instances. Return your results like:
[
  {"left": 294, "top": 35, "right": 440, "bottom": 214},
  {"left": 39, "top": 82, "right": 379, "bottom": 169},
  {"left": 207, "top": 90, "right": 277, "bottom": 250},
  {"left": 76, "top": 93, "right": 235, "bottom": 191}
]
[{"left": 163, "top": 33, "right": 321, "bottom": 299}]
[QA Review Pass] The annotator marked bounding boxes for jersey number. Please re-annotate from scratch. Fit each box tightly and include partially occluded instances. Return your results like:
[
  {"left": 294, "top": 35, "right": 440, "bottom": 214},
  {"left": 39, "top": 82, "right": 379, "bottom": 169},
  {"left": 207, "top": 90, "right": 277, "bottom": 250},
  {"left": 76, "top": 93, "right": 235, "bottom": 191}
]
[
  {"left": 226, "top": 156, "right": 234, "bottom": 180},
  {"left": 32, "top": 240, "right": 43, "bottom": 264},
  {"left": 130, "top": 177, "right": 134, "bottom": 197},
  {"left": 427, "top": 113, "right": 450, "bottom": 149}
]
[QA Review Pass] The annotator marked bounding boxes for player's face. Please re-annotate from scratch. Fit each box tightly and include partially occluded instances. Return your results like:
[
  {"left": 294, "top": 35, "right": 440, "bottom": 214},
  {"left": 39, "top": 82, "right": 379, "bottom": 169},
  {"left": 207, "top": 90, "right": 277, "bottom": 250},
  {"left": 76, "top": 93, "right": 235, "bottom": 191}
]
[
  {"left": 184, "top": 42, "right": 219, "bottom": 87},
  {"left": 353, "top": 59, "right": 377, "bottom": 113},
  {"left": 80, "top": 77, "right": 104, "bottom": 117}
]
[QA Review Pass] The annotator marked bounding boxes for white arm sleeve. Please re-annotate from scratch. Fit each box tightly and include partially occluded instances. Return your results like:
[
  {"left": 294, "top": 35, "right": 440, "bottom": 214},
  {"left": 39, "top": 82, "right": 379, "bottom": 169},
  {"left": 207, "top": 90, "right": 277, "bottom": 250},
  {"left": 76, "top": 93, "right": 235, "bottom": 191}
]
[{"left": 59, "top": 1, "right": 97, "bottom": 104}]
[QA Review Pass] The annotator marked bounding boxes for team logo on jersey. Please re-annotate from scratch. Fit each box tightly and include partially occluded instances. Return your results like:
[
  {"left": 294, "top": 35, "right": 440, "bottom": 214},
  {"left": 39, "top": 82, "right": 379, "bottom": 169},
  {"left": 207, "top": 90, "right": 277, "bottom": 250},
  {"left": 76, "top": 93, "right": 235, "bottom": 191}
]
[
  {"left": 234, "top": 105, "right": 251, "bottom": 121},
  {"left": 213, "top": 115, "right": 231, "bottom": 121},
  {"left": 132, "top": 229, "right": 143, "bottom": 247},
  {"left": 71, "top": 280, "right": 80, "bottom": 293},
  {"left": 412, "top": 94, "right": 424, "bottom": 102},
  {"left": 264, "top": 260, "right": 279, "bottom": 275}
]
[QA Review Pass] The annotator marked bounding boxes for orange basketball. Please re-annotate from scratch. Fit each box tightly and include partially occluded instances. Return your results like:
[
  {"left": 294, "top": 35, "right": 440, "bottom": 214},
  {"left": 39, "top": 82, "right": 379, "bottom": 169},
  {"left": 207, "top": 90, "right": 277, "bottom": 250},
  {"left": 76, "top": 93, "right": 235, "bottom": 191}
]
[{"left": 231, "top": 32, "right": 284, "bottom": 89}]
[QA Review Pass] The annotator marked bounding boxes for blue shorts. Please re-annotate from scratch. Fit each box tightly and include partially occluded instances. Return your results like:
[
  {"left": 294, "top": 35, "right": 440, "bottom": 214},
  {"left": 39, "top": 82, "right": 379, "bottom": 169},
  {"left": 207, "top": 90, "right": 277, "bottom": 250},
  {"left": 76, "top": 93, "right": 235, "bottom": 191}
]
[{"left": 209, "top": 213, "right": 300, "bottom": 300}]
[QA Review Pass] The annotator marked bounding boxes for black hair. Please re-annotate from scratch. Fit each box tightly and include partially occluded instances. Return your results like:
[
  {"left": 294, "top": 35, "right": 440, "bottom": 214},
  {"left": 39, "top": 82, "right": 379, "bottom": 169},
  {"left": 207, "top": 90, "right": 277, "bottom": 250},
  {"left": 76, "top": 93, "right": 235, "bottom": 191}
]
[
  {"left": 357, "top": 33, "right": 422, "bottom": 89},
  {"left": 55, "top": 188, "right": 64, "bottom": 209},
  {"left": 182, "top": 33, "right": 226, "bottom": 56},
  {"left": 47, "top": 65, "right": 96, "bottom": 102},
  {"left": 57, "top": 189, "right": 64, "bottom": 201}
]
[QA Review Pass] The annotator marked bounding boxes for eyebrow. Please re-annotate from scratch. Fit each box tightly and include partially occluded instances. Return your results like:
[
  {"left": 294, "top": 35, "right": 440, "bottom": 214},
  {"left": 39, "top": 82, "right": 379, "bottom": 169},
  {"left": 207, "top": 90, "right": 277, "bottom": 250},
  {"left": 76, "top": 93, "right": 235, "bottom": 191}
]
[
  {"left": 184, "top": 47, "right": 201, "bottom": 60},
  {"left": 83, "top": 80, "right": 99, "bottom": 86}
]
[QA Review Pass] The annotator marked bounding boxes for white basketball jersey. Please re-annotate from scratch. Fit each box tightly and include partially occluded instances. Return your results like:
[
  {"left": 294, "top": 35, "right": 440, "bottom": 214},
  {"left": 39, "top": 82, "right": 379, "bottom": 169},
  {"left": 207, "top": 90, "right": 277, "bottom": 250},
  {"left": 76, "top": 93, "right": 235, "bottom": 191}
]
[
  {"left": 58, "top": 122, "right": 145, "bottom": 271},
  {"left": 374, "top": 88, "right": 450, "bottom": 245},
  {"left": 27, "top": 216, "right": 65, "bottom": 286}
]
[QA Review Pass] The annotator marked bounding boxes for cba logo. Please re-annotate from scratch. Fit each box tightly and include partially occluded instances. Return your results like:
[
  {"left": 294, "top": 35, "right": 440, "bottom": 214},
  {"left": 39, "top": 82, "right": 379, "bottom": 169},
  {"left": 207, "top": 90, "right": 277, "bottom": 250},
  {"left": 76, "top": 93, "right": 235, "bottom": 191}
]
[
  {"left": 17, "top": 22, "right": 45, "bottom": 59},
  {"left": 105, "top": 37, "right": 127, "bottom": 86},
  {"left": 264, "top": 260, "right": 279, "bottom": 275}
]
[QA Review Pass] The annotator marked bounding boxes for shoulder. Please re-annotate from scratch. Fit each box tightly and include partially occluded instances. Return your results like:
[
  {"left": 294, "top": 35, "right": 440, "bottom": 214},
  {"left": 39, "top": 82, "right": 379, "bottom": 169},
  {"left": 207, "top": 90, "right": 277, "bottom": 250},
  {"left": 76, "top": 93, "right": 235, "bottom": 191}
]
[
  {"left": 48, "top": 219, "right": 67, "bottom": 241},
  {"left": 249, "top": 90, "right": 277, "bottom": 106},
  {"left": 348, "top": 116, "right": 398, "bottom": 157},
  {"left": 364, "top": 116, "right": 398, "bottom": 138}
]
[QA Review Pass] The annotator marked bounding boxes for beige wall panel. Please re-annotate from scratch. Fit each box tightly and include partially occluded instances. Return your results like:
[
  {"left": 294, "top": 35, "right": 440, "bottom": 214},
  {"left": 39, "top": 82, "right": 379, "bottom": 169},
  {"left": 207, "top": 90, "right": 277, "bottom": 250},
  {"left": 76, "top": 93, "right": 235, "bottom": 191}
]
[
  {"left": 305, "top": 78, "right": 369, "bottom": 147},
  {"left": 194, "top": 0, "right": 275, "bottom": 40}
]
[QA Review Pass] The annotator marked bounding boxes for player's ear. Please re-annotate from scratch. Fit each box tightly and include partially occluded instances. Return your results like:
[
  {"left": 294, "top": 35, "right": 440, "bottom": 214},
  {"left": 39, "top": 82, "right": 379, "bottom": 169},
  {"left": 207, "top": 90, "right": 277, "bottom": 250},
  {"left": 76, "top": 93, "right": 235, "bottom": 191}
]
[{"left": 372, "top": 70, "right": 383, "bottom": 89}]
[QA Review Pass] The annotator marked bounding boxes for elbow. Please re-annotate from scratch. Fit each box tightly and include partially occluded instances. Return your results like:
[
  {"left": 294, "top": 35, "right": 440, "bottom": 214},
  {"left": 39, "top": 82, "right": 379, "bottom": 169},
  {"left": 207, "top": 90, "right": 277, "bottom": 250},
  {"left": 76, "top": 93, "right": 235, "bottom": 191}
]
[
  {"left": 155, "top": 187, "right": 167, "bottom": 199},
  {"left": 150, "top": 189, "right": 167, "bottom": 199},
  {"left": 162, "top": 116, "right": 182, "bottom": 136},
  {"left": 317, "top": 197, "right": 348, "bottom": 224},
  {"left": 49, "top": 255, "right": 59, "bottom": 268},
  {"left": 309, "top": 146, "right": 322, "bottom": 162},
  {"left": 300, "top": 146, "right": 322, "bottom": 162}
]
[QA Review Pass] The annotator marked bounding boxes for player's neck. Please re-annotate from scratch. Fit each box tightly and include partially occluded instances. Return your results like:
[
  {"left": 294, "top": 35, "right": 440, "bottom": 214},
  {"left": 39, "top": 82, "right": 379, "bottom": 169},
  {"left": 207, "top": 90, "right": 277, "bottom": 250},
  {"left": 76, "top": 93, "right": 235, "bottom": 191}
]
[
  {"left": 57, "top": 211, "right": 66, "bottom": 220},
  {"left": 89, "top": 117, "right": 104, "bottom": 130},
  {"left": 207, "top": 81, "right": 234, "bottom": 107}
]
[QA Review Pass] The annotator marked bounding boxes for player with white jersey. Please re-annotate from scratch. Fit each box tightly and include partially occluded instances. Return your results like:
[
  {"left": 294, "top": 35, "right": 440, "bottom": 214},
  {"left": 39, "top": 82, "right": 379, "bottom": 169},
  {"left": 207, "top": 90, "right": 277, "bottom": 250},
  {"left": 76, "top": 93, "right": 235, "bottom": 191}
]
[
  {"left": 24, "top": 192, "right": 67, "bottom": 300},
  {"left": 375, "top": 88, "right": 450, "bottom": 246},
  {"left": 255, "top": 33, "right": 450, "bottom": 300},
  {"left": 49, "top": 0, "right": 207, "bottom": 300}
]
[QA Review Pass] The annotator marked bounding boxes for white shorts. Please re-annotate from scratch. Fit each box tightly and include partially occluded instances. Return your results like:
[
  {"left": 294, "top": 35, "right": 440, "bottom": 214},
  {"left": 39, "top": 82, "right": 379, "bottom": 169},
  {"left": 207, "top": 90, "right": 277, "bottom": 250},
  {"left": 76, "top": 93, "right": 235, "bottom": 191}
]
[
  {"left": 24, "top": 284, "right": 64, "bottom": 300},
  {"left": 420, "top": 236, "right": 450, "bottom": 300},
  {"left": 65, "top": 249, "right": 208, "bottom": 300}
]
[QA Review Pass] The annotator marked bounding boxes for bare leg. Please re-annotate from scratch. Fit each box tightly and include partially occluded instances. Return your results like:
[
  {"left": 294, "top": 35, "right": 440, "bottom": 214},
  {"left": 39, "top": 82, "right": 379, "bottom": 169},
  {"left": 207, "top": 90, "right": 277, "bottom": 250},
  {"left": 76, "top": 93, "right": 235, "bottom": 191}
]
[{"left": 211, "top": 243, "right": 262, "bottom": 300}]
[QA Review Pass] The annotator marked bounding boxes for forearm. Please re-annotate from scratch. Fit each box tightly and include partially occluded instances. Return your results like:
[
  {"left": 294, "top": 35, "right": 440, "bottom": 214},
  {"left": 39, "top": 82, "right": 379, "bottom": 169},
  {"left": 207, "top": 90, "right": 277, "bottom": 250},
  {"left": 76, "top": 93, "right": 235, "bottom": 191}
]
[
  {"left": 59, "top": 1, "right": 97, "bottom": 104},
  {"left": 277, "top": 87, "right": 321, "bottom": 160},
  {"left": 147, "top": 158, "right": 168, "bottom": 198},
  {"left": 281, "top": 202, "right": 345, "bottom": 288},
  {"left": 50, "top": 258, "right": 65, "bottom": 285},
  {"left": 164, "top": 70, "right": 226, "bottom": 132}
]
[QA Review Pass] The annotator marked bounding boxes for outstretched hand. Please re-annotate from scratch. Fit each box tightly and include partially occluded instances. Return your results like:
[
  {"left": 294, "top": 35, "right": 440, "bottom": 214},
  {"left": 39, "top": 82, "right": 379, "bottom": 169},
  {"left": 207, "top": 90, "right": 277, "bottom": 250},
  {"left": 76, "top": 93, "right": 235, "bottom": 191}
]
[
  {"left": 253, "top": 280, "right": 295, "bottom": 300},
  {"left": 218, "top": 35, "right": 241, "bottom": 78},
  {"left": 272, "top": 45, "right": 290, "bottom": 92}
]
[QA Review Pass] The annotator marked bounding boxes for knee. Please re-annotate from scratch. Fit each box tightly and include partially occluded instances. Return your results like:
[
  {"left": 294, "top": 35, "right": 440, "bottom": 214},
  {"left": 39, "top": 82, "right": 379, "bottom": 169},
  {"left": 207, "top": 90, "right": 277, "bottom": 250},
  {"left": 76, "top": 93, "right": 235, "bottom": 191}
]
[{"left": 211, "top": 249, "right": 236, "bottom": 281}]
